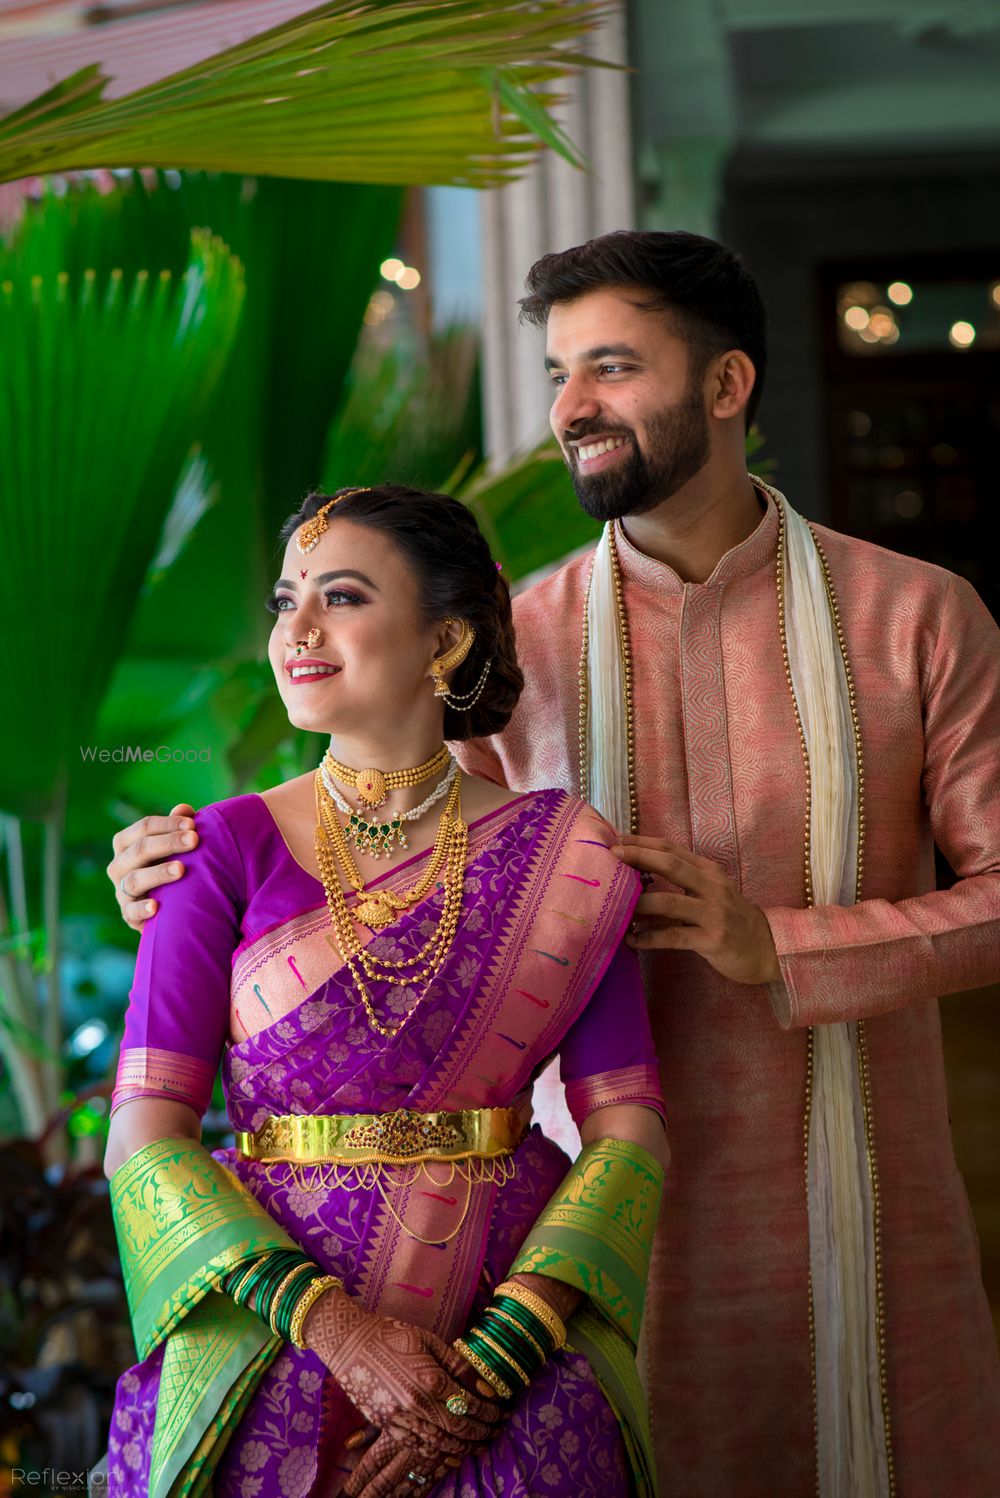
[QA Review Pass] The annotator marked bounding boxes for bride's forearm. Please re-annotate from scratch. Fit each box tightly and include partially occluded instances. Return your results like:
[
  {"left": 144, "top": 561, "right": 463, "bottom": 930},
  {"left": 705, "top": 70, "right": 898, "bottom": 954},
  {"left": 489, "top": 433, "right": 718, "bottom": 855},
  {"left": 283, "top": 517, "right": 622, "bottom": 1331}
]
[
  {"left": 506, "top": 1272, "right": 581, "bottom": 1324},
  {"left": 301, "top": 1282, "right": 365, "bottom": 1362}
]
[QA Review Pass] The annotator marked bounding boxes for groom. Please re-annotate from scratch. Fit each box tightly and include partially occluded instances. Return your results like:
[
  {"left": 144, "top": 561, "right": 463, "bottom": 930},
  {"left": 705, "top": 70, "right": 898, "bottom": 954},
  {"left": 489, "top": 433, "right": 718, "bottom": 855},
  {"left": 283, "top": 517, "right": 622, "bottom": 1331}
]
[{"left": 108, "top": 230, "right": 1000, "bottom": 1496}]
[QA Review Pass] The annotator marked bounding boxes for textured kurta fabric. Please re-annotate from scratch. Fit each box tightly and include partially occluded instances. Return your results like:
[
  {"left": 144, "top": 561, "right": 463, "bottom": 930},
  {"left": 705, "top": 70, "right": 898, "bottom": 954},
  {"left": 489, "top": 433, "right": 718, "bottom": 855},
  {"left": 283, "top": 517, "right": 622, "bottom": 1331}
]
[{"left": 458, "top": 492, "right": 1000, "bottom": 1496}]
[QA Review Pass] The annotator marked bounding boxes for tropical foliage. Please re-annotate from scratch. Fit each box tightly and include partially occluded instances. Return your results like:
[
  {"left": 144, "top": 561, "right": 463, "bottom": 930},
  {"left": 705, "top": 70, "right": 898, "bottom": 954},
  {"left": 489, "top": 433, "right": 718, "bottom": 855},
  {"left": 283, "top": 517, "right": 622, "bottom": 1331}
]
[
  {"left": 0, "top": 0, "right": 605, "bottom": 187},
  {"left": 0, "top": 0, "right": 612, "bottom": 1149}
]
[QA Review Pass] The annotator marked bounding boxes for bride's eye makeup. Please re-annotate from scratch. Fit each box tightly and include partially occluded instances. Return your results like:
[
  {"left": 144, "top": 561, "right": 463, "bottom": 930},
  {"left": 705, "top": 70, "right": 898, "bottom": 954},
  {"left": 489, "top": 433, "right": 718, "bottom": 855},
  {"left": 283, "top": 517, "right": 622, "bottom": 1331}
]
[
  {"left": 264, "top": 587, "right": 368, "bottom": 615},
  {"left": 323, "top": 587, "right": 366, "bottom": 607}
]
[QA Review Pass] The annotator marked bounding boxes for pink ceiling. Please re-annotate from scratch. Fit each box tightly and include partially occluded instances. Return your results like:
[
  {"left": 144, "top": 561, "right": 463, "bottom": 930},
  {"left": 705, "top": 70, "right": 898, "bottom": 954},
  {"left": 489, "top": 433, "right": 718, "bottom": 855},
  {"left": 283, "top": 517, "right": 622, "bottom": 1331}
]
[{"left": 0, "top": 0, "right": 316, "bottom": 109}]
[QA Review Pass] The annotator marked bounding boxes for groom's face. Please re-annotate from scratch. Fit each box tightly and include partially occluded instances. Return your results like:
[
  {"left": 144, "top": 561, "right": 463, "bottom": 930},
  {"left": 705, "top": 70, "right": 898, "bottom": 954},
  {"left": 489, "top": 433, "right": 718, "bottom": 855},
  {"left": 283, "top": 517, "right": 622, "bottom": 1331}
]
[{"left": 545, "top": 288, "right": 711, "bottom": 521}]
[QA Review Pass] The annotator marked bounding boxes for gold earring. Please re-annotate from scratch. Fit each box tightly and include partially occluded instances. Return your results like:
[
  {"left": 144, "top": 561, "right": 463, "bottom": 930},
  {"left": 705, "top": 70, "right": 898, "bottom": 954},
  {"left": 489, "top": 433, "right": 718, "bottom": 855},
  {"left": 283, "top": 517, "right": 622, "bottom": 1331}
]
[{"left": 431, "top": 620, "right": 476, "bottom": 697}]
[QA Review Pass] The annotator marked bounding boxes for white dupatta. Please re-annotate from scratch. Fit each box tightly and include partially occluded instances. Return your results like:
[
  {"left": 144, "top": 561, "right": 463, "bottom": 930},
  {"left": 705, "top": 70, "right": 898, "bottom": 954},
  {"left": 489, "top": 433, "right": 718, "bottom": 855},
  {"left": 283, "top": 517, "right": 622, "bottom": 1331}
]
[{"left": 584, "top": 484, "right": 891, "bottom": 1497}]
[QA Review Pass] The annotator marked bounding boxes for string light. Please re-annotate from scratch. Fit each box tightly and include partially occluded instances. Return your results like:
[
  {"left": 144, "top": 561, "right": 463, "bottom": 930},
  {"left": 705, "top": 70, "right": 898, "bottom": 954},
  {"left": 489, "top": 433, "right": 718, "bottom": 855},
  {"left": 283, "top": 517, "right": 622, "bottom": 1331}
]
[{"left": 949, "top": 321, "right": 976, "bottom": 348}]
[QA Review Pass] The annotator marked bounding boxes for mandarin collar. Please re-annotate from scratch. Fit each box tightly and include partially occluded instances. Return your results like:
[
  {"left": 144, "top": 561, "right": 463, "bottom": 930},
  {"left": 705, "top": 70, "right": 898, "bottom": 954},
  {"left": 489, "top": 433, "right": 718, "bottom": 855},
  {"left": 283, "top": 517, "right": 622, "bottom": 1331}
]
[{"left": 614, "top": 480, "right": 780, "bottom": 595}]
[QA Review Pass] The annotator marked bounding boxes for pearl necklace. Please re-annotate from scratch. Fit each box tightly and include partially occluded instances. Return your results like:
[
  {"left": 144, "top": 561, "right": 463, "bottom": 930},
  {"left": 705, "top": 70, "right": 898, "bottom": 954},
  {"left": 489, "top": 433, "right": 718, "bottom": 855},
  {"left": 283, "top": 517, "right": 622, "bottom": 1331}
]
[{"left": 320, "top": 755, "right": 458, "bottom": 859}]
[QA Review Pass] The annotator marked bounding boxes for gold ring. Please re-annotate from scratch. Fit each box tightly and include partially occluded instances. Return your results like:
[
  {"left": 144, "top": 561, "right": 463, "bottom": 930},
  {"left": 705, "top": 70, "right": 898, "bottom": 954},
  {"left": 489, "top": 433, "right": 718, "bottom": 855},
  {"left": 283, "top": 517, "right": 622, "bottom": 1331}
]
[{"left": 445, "top": 1393, "right": 469, "bottom": 1417}]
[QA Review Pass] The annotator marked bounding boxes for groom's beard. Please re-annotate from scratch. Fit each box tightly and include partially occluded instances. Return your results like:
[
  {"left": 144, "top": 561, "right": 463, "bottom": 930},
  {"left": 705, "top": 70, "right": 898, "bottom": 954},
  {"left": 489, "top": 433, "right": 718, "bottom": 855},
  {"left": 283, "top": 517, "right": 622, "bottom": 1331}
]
[{"left": 565, "top": 381, "right": 711, "bottom": 523}]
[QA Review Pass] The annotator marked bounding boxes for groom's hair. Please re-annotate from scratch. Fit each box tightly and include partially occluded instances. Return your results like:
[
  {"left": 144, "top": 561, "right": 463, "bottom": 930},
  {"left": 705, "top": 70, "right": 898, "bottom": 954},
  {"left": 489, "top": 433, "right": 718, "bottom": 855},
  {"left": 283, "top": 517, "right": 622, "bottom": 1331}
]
[{"left": 519, "top": 229, "right": 767, "bottom": 428}]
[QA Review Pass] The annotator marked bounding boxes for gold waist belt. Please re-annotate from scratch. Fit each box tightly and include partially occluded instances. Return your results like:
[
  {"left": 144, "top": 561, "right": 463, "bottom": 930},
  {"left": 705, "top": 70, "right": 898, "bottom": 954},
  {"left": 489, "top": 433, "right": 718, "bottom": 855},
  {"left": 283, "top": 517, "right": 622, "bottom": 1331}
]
[{"left": 235, "top": 1106, "right": 529, "bottom": 1167}]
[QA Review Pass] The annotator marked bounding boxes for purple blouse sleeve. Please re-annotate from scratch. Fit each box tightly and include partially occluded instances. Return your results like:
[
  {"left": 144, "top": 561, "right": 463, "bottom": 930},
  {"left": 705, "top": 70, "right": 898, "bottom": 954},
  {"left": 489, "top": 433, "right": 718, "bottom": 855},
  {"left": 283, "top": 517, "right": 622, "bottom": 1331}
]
[
  {"left": 111, "top": 802, "right": 246, "bottom": 1119},
  {"left": 558, "top": 941, "right": 665, "bottom": 1129}
]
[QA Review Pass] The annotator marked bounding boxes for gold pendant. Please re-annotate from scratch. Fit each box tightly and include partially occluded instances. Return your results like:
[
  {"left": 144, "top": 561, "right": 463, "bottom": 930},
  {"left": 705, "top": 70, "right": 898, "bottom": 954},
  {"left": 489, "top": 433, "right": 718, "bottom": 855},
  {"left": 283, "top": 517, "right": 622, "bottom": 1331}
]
[
  {"left": 354, "top": 895, "right": 397, "bottom": 929},
  {"left": 356, "top": 768, "right": 387, "bottom": 809}
]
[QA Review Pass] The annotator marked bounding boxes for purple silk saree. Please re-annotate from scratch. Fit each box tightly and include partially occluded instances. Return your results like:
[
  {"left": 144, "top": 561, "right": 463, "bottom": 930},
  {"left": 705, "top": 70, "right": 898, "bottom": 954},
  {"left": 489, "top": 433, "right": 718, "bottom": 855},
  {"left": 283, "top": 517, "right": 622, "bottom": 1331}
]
[{"left": 109, "top": 788, "right": 664, "bottom": 1496}]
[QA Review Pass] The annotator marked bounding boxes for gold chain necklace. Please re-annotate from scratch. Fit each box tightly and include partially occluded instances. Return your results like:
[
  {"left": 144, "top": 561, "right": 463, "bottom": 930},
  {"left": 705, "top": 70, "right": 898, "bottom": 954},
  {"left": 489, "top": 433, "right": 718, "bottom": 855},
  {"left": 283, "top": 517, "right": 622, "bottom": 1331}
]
[
  {"left": 314, "top": 769, "right": 468, "bottom": 1038},
  {"left": 325, "top": 744, "right": 451, "bottom": 812},
  {"left": 577, "top": 520, "right": 638, "bottom": 833}
]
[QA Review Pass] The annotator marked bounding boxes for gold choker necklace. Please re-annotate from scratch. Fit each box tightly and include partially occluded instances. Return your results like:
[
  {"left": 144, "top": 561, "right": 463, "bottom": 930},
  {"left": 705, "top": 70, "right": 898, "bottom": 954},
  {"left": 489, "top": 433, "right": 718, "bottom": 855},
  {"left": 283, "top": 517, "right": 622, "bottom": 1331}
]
[{"left": 325, "top": 744, "right": 451, "bottom": 811}]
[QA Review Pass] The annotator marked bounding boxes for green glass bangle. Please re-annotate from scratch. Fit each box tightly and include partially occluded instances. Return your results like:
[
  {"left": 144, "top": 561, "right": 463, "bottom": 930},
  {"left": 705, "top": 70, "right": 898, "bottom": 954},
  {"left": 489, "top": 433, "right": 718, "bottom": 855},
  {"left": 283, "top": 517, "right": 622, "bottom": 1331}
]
[
  {"left": 223, "top": 1249, "right": 296, "bottom": 1304},
  {"left": 463, "top": 1329, "right": 529, "bottom": 1386},
  {"left": 492, "top": 1294, "right": 555, "bottom": 1354},
  {"left": 272, "top": 1266, "right": 323, "bottom": 1341},
  {"left": 479, "top": 1309, "right": 544, "bottom": 1374},
  {"left": 269, "top": 1263, "right": 319, "bottom": 1340},
  {"left": 469, "top": 1329, "right": 531, "bottom": 1386},
  {"left": 241, "top": 1252, "right": 303, "bottom": 1314},
  {"left": 227, "top": 1250, "right": 308, "bottom": 1321},
  {"left": 462, "top": 1330, "right": 516, "bottom": 1385},
  {"left": 477, "top": 1309, "right": 543, "bottom": 1370},
  {"left": 484, "top": 1305, "right": 549, "bottom": 1367}
]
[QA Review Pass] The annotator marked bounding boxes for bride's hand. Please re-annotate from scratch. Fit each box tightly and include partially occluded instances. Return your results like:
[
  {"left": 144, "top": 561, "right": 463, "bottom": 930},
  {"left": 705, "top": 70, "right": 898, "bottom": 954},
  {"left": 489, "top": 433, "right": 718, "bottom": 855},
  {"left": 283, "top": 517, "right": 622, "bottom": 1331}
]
[
  {"left": 303, "top": 1288, "right": 501, "bottom": 1459},
  {"left": 342, "top": 1430, "right": 460, "bottom": 1498}
]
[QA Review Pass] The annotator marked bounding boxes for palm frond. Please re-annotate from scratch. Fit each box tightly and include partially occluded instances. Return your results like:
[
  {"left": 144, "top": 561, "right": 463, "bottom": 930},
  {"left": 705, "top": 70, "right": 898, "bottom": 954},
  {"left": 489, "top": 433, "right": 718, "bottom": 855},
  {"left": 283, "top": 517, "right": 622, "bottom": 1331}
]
[
  {"left": 458, "top": 441, "right": 600, "bottom": 581},
  {"left": 0, "top": 0, "right": 610, "bottom": 187},
  {"left": 0, "top": 229, "right": 245, "bottom": 818}
]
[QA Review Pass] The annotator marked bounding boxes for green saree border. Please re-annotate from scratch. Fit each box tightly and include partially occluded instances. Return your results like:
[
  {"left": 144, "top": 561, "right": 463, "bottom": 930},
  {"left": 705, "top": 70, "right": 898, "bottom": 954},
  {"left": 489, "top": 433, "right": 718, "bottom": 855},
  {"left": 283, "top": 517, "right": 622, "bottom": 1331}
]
[
  {"left": 509, "top": 1137, "right": 664, "bottom": 1497},
  {"left": 111, "top": 1138, "right": 297, "bottom": 1497}
]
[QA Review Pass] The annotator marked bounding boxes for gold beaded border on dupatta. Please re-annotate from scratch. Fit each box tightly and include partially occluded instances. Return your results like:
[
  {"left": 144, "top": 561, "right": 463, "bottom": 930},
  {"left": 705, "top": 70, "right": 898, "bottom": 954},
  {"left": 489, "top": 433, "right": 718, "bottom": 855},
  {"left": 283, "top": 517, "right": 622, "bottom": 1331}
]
[
  {"left": 577, "top": 522, "right": 638, "bottom": 834},
  {"left": 576, "top": 480, "right": 896, "bottom": 1497}
]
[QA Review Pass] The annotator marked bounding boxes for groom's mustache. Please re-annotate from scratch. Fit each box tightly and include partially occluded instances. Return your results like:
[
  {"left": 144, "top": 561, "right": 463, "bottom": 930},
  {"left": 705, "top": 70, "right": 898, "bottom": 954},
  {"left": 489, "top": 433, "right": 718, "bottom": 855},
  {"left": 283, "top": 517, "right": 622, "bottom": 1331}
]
[{"left": 563, "top": 423, "right": 635, "bottom": 451}]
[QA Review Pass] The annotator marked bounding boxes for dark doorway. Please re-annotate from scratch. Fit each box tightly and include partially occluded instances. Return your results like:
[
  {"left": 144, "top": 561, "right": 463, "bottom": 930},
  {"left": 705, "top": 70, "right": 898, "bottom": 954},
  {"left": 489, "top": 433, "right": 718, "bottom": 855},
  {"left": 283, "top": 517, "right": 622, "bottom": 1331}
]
[{"left": 819, "top": 249, "right": 1000, "bottom": 621}]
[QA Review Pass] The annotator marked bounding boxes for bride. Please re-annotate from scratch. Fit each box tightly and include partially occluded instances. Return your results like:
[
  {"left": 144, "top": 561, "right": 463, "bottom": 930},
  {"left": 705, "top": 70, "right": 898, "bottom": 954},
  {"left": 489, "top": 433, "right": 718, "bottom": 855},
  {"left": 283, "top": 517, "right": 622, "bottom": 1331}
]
[{"left": 105, "top": 484, "right": 668, "bottom": 1497}]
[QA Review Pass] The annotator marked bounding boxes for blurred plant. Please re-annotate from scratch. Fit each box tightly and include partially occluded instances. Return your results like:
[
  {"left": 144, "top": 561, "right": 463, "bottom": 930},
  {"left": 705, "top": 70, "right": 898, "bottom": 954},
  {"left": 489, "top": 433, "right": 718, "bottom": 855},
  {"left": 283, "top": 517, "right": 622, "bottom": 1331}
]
[
  {"left": 0, "top": 0, "right": 603, "bottom": 186},
  {"left": 0, "top": 0, "right": 609, "bottom": 1146},
  {"left": 0, "top": 1132, "right": 131, "bottom": 1487},
  {"left": 322, "top": 322, "right": 483, "bottom": 493},
  {"left": 0, "top": 228, "right": 245, "bottom": 1138}
]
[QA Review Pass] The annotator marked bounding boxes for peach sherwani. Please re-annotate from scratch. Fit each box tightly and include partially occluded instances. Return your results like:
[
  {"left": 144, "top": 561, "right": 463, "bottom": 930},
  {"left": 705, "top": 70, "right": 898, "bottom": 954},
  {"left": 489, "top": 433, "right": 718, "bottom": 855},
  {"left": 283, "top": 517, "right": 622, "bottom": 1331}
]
[{"left": 459, "top": 491, "right": 1000, "bottom": 1497}]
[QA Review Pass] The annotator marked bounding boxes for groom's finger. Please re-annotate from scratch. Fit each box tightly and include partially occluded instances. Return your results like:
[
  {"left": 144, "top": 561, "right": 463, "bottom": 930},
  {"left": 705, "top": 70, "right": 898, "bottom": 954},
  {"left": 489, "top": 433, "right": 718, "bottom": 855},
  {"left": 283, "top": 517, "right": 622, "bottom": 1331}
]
[
  {"left": 616, "top": 836, "right": 720, "bottom": 869},
  {"left": 634, "top": 892, "right": 702, "bottom": 923}
]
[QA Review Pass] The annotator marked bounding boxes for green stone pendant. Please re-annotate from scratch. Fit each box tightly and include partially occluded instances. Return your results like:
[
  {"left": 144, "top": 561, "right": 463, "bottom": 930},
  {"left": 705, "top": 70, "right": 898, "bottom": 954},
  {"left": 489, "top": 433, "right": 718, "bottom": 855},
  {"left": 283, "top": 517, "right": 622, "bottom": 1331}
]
[{"left": 345, "top": 810, "right": 408, "bottom": 859}]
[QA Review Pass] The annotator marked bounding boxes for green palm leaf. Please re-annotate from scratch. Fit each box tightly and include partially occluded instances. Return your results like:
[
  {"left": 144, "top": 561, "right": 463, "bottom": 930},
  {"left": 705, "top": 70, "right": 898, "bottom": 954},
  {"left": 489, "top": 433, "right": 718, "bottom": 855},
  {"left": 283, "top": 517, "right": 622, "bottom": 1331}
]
[
  {"left": 0, "top": 0, "right": 608, "bottom": 187},
  {"left": 458, "top": 441, "right": 600, "bottom": 582},
  {"left": 0, "top": 229, "right": 246, "bottom": 818}
]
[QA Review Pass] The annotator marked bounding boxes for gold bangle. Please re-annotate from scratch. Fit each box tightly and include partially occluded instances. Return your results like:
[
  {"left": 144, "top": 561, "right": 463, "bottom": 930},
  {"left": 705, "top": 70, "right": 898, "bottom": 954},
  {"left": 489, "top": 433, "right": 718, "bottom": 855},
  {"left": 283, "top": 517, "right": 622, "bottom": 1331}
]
[
  {"left": 494, "top": 1281, "right": 567, "bottom": 1351},
  {"left": 268, "top": 1263, "right": 317, "bottom": 1335},
  {"left": 288, "top": 1275, "right": 343, "bottom": 1349},
  {"left": 226, "top": 1259, "right": 263, "bottom": 1303},
  {"left": 469, "top": 1329, "right": 531, "bottom": 1386},
  {"left": 485, "top": 1306, "right": 549, "bottom": 1365},
  {"left": 452, "top": 1338, "right": 513, "bottom": 1400}
]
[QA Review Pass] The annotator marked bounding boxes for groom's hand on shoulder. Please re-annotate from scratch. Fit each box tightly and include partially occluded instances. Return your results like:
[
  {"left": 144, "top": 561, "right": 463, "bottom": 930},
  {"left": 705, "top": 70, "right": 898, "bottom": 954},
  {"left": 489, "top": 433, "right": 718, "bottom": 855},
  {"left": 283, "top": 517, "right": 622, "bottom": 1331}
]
[
  {"left": 107, "top": 803, "right": 200, "bottom": 932},
  {"left": 611, "top": 835, "right": 781, "bottom": 986}
]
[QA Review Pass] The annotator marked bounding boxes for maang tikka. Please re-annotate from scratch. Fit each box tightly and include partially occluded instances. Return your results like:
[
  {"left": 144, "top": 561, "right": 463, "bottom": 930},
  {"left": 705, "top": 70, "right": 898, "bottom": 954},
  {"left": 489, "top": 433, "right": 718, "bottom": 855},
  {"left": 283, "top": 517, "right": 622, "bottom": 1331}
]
[{"left": 295, "top": 487, "right": 373, "bottom": 555}]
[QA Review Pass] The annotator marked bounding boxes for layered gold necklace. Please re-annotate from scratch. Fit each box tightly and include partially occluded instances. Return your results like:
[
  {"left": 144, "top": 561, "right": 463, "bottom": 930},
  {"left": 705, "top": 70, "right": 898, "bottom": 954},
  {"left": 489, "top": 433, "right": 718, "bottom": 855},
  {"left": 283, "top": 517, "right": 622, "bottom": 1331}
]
[{"left": 314, "top": 766, "right": 468, "bottom": 1038}]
